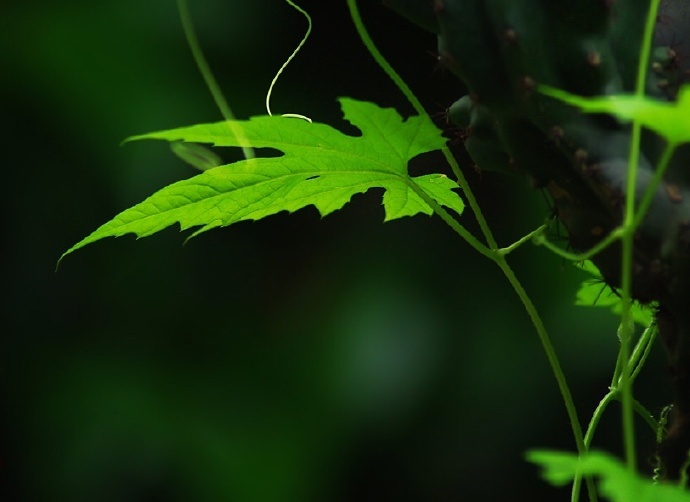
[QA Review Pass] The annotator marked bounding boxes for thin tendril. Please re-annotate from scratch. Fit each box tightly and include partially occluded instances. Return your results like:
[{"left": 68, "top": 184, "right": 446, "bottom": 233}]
[{"left": 266, "top": 0, "right": 312, "bottom": 123}]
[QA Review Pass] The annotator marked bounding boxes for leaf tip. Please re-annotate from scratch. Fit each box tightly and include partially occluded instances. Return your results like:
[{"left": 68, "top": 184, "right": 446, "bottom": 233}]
[{"left": 55, "top": 245, "right": 79, "bottom": 272}]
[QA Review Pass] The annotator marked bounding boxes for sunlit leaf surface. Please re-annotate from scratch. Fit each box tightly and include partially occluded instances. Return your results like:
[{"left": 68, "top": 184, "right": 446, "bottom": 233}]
[{"left": 62, "top": 98, "right": 461, "bottom": 261}]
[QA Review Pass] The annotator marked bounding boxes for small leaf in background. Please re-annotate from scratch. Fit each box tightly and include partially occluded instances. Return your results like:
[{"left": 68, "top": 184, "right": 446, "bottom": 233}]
[
  {"left": 527, "top": 450, "right": 690, "bottom": 502},
  {"left": 539, "top": 84, "right": 690, "bottom": 146},
  {"left": 61, "top": 98, "right": 460, "bottom": 262},
  {"left": 575, "top": 261, "right": 654, "bottom": 327},
  {"left": 170, "top": 142, "right": 223, "bottom": 171}
]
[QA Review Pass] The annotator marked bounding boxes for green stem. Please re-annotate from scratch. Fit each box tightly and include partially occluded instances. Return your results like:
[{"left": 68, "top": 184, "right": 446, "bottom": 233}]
[
  {"left": 405, "top": 181, "right": 495, "bottom": 261},
  {"left": 440, "top": 149, "right": 498, "bottom": 250},
  {"left": 619, "top": 279, "right": 636, "bottom": 473},
  {"left": 495, "top": 259, "right": 593, "bottom": 502},
  {"left": 594, "top": 324, "right": 658, "bottom": 447},
  {"left": 617, "top": 0, "right": 662, "bottom": 474},
  {"left": 629, "top": 324, "right": 657, "bottom": 383},
  {"left": 347, "top": 1, "right": 594, "bottom": 499},
  {"left": 345, "top": 0, "right": 497, "bottom": 251},
  {"left": 610, "top": 343, "right": 624, "bottom": 389},
  {"left": 177, "top": 0, "right": 255, "bottom": 160},
  {"left": 584, "top": 391, "right": 618, "bottom": 449},
  {"left": 573, "top": 321, "right": 658, "bottom": 497},
  {"left": 534, "top": 227, "right": 625, "bottom": 262},
  {"left": 495, "top": 256, "right": 591, "bottom": 453},
  {"left": 405, "top": 181, "right": 594, "bottom": 501},
  {"left": 498, "top": 224, "right": 548, "bottom": 256},
  {"left": 581, "top": 390, "right": 658, "bottom": 452},
  {"left": 632, "top": 143, "right": 676, "bottom": 229}
]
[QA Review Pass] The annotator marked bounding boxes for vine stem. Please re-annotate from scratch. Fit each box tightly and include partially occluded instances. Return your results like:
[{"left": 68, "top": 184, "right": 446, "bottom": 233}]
[
  {"left": 618, "top": 0, "right": 662, "bottom": 474},
  {"left": 177, "top": 0, "right": 255, "bottom": 160},
  {"left": 404, "top": 174, "right": 595, "bottom": 502},
  {"left": 632, "top": 142, "right": 677, "bottom": 229},
  {"left": 345, "top": 1, "right": 595, "bottom": 499},
  {"left": 344, "top": 0, "right": 496, "bottom": 250},
  {"left": 572, "top": 323, "right": 658, "bottom": 496}
]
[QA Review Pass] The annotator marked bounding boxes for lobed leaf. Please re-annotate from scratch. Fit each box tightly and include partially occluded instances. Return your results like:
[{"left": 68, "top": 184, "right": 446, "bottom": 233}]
[{"left": 61, "top": 98, "right": 462, "bottom": 262}]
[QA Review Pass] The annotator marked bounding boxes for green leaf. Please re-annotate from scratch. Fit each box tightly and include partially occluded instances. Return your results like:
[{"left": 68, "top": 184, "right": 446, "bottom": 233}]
[
  {"left": 575, "top": 261, "right": 654, "bottom": 327},
  {"left": 539, "top": 84, "right": 690, "bottom": 146},
  {"left": 527, "top": 450, "right": 690, "bottom": 502},
  {"left": 61, "top": 98, "right": 460, "bottom": 261}
]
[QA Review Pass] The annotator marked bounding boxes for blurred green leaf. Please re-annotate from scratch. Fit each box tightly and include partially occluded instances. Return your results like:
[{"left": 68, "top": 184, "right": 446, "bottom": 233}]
[
  {"left": 528, "top": 450, "right": 690, "bottom": 502},
  {"left": 539, "top": 84, "right": 690, "bottom": 145},
  {"left": 170, "top": 142, "right": 223, "bottom": 171},
  {"left": 575, "top": 261, "right": 654, "bottom": 327}
]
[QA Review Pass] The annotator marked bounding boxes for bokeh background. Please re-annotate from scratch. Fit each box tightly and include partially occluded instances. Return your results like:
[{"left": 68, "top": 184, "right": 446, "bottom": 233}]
[{"left": 1, "top": 0, "right": 673, "bottom": 500}]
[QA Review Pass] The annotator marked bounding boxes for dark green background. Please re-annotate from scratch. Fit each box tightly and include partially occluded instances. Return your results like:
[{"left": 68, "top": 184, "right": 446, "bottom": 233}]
[{"left": 1, "top": 0, "right": 671, "bottom": 500}]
